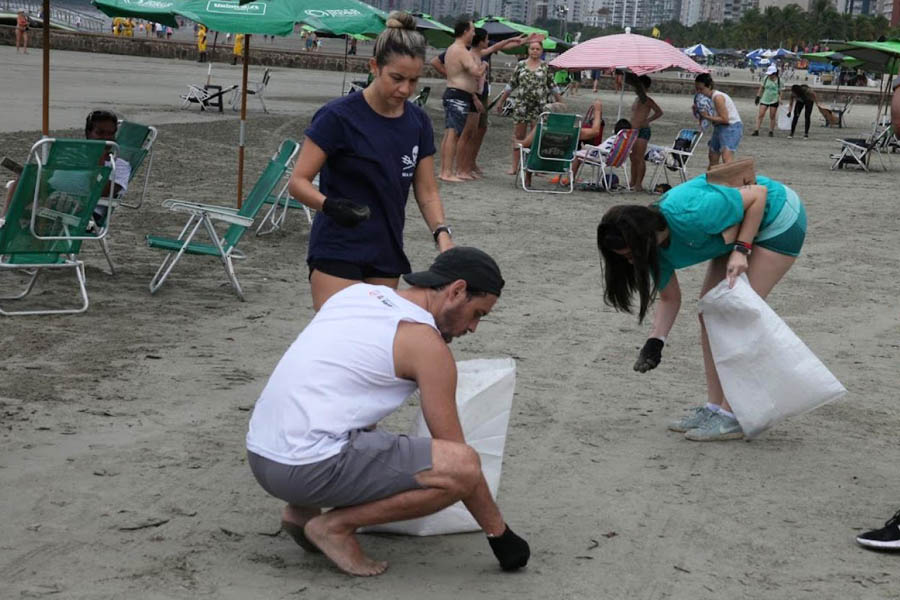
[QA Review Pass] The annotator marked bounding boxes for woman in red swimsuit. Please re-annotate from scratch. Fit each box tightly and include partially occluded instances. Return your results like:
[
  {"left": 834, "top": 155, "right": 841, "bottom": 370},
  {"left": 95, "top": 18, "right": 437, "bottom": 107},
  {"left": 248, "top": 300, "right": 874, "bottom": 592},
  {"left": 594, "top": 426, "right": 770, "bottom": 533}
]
[{"left": 16, "top": 11, "right": 29, "bottom": 54}]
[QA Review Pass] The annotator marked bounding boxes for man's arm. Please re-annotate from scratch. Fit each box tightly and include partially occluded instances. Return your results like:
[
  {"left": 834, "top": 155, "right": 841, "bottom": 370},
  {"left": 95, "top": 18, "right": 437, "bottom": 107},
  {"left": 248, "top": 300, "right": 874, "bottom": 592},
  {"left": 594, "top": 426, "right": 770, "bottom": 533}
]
[
  {"left": 647, "top": 98, "right": 663, "bottom": 124},
  {"left": 482, "top": 35, "right": 524, "bottom": 57},
  {"left": 394, "top": 323, "right": 504, "bottom": 534},
  {"left": 430, "top": 55, "right": 447, "bottom": 77},
  {"left": 463, "top": 51, "right": 487, "bottom": 77}
]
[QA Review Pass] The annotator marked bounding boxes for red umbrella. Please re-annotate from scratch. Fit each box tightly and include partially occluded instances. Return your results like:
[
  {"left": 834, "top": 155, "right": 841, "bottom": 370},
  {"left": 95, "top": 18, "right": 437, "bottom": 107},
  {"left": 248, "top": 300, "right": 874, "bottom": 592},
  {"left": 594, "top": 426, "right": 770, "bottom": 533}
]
[{"left": 550, "top": 28, "right": 709, "bottom": 120}]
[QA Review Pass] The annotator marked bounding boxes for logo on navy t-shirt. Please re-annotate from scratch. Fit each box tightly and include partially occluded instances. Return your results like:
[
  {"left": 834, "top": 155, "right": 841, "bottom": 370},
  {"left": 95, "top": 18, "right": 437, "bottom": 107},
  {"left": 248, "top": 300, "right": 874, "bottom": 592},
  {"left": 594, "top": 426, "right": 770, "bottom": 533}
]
[{"left": 401, "top": 145, "right": 419, "bottom": 178}]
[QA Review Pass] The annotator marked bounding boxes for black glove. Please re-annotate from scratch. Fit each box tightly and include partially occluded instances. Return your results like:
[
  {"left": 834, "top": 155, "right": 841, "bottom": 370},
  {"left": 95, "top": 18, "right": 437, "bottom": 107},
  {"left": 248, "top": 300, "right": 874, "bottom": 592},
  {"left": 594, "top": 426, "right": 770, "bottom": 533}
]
[
  {"left": 322, "top": 197, "right": 370, "bottom": 228},
  {"left": 634, "top": 338, "right": 664, "bottom": 373},
  {"left": 487, "top": 525, "right": 530, "bottom": 571},
  {"left": 754, "top": 95, "right": 760, "bottom": 105}
]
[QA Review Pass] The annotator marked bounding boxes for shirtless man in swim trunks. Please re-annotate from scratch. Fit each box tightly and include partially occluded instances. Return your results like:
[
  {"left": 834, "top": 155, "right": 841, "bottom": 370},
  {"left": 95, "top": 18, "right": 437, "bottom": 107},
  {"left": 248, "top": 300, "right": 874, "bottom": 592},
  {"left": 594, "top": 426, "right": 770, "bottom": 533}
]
[
  {"left": 439, "top": 20, "right": 486, "bottom": 183},
  {"left": 627, "top": 75, "right": 663, "bottom": 192}
]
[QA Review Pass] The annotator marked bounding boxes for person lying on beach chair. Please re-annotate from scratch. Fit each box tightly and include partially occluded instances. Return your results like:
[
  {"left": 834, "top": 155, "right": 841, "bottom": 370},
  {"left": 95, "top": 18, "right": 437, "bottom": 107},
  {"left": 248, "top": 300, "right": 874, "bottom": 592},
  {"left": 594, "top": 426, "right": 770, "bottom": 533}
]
[{"left": 246, "top": 247, "right": 530, "bottom": 577}]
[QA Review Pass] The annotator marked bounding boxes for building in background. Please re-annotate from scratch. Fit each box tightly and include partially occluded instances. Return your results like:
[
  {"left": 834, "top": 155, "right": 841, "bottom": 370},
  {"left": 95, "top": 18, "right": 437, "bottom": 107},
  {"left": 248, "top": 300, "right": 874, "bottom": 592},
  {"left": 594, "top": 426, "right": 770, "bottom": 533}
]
[
  {"left": 882, "top": 0, "right": 900, "bottom": 25},
  {"left": 680, "top": 0, "right": 704, "bottom": 25},
  {"left": 842, "top": 0, "right": 875, "bottom": 14}
]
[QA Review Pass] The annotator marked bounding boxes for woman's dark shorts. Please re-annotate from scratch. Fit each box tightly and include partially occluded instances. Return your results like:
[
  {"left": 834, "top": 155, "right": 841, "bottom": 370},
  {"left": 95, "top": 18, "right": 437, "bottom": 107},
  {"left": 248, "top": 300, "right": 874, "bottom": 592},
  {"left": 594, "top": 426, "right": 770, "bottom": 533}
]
[{"left": 308, "top": 258, "right": 401, "bottom": 281}]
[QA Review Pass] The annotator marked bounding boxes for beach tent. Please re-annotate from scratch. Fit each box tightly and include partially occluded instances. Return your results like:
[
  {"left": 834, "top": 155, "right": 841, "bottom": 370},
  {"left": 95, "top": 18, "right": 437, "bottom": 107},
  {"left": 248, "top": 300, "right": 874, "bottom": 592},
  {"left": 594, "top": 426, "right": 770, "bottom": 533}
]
[
  {"left": 746, "top": 48, "right": 767, "bottom": 65},
  {"left": 764, "top": 48, "right": 796, "bottom": 59},
  {"left": 550, "top": 28, "right": 708, "bottom": 118},
  {"left": 684, "top": 43, "right": 714, "bottom": 58},
  {"left": 94, "top": 0, "right": 387, "bottom": 206}
]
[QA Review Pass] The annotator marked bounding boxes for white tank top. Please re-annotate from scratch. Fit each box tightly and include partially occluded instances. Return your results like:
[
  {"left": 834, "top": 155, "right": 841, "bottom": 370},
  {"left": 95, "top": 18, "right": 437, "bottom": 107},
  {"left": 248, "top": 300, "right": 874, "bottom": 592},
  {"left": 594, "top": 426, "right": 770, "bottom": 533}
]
[
  {"left": 713, "top": 90, "right": 741, "bottom": 124},
  {"left": 246, "top": 284, "right": 437, "bottom": 465}
]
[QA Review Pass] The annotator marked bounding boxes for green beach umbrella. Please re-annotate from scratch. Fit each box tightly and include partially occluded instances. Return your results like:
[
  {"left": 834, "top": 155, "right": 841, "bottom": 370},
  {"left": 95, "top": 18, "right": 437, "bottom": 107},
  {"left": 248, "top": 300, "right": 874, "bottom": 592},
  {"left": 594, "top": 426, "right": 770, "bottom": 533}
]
[
  {"left": 828, "top": 40, "right": 900, "bottom": 75},
  {"left": 411, "top": 12, "right": 453, "bottom": 49},
  {"left": 92, "top": 0, "right": 180, "bottom": 28},
  {"left": 296, "top": 0, "right": 386, "bottom": 37},
  {"left": 473, "top": 17, "right": 559, "bottom": 55},
  {"left": 827, "top": 40, "right": 900, "bottom": 133},
  {"left": 474, "top": 16, "right": 548, "bottom": 41},
  {"left": 94, "top": 0, "right": 387, "bottom": 206}
]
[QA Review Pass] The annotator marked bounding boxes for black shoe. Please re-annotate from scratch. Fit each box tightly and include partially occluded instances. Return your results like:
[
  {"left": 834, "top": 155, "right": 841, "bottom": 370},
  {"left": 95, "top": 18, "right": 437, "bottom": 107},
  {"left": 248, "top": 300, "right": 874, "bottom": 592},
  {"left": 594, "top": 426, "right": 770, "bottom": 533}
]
[
  {"left": 856, "top": 509, "right": 900, "bottom": 550},
  {"left": 751, "top": 130, "right": 759, "bottom": 136},
  {"left": 768, "top": 131, "right": 774, "bottom": 137}
]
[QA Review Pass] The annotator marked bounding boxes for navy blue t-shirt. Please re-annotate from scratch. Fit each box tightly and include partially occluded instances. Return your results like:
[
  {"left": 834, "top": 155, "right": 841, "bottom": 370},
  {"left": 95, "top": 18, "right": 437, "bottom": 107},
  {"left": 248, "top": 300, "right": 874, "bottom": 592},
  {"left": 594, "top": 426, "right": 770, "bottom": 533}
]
[{"left": 305, "top": 92, "right": 436, "bottom": 274}]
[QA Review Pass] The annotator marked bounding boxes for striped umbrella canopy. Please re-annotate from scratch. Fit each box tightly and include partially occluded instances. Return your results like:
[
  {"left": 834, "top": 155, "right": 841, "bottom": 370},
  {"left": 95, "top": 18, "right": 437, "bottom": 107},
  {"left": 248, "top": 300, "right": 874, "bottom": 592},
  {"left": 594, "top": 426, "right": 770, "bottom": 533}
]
[
  {"left": 551, "top": 29, "right": 708, "bottom": 119},
  {"left": 550, "top": 30, "right": 709, "bottom": 75}
]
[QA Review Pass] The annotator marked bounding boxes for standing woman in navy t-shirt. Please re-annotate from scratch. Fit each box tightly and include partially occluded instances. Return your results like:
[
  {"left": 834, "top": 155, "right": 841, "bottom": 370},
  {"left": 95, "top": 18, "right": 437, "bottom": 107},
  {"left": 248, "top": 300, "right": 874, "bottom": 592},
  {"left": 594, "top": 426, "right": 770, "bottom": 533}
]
[{"left": 288, "top": 12, "right": 454, "bottom": 310}]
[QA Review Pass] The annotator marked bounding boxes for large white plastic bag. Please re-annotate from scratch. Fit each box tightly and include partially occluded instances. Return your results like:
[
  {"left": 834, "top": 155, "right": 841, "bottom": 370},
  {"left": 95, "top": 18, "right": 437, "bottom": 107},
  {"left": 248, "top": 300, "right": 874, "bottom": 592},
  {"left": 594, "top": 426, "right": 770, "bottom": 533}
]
[
  {"left": 698, "top": 275, "right": 846, "bottom": 438},
  {"left": 777, "top": 106, "right": 792, "bottom": 131},
  {"left": 363, "top": 357, "right": 516, "bottom": 536}
]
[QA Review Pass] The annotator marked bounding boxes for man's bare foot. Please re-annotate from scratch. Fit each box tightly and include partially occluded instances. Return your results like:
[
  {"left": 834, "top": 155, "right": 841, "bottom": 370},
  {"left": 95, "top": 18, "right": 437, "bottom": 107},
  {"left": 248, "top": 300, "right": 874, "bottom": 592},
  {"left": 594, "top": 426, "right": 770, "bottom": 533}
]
[
  {"left": 304, "top": 515, "right": 388, "bottom": 577},
  {"left": 631, "top": 186, "right": 644, "bottom": 192},
  {"left": 456, "top": 172, "right": 475, "bottom": 180},
  {"left": 506, "top": 168, "right": 517, "bottom": 175},
  {"left": 282, "top": 505, "right": 321, "bottom": 553},
  {"left": 472, "top": 166, "right": 484, "bottom": 176},
  {"left": 439, "top": 175, "right": 465, "bottom": 183}
]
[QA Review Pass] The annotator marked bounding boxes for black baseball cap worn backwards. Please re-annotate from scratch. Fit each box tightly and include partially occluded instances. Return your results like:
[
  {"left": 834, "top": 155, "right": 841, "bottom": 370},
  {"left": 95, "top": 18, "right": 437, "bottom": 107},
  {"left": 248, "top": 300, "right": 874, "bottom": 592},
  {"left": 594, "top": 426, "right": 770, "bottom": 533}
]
[{"left": 403, "top": 246, "right": 505, "bottom": 297}]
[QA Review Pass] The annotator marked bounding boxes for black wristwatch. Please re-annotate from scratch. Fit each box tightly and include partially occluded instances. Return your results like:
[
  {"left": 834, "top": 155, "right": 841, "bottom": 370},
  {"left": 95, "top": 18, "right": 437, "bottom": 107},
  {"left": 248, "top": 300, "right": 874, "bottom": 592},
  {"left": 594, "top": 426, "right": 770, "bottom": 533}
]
[
  {"left": 432, "top": 224, "right": 452, "bottom": 246},
  {"left": 733, "top": 240, "right": 752, "bottom": 256}
]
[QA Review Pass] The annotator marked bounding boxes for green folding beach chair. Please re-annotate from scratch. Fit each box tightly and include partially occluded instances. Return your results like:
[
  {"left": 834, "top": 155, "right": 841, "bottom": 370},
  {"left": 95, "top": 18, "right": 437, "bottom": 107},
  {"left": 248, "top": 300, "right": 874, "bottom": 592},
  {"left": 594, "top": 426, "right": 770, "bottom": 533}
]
[
  {"left": 255, "top": 142, "right": 308, "bottom": 236},
  {"left": 0, "top": 138, "right": 116, "bottom": 316},
  {"left": 517, "top": 112, "right": 582, "bottom": 194},
  {"left": 147, "top": 139, "right": 300, "bottom": 300},
  {"left": 84, "top": 120, "right": 159, "bottom": 276},
  {"left": 114, "top": 120, "right": 158, "bottom": 209},
  {"left": 412, "top": 86, "right": 431, "bottom": 108}
]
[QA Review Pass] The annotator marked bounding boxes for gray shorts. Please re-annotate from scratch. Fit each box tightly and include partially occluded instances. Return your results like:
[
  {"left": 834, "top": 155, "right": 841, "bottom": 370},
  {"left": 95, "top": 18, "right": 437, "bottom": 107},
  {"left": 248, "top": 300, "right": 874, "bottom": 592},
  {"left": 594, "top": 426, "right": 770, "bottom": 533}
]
[{"left": 248, "top": 429, "right": 433, "bottom": 508}]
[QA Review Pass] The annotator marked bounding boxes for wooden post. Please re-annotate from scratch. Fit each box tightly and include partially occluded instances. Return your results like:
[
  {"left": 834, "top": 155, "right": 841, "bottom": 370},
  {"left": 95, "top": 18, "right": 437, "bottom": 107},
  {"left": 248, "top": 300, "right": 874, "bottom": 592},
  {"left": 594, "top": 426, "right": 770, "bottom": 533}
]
[
  {"left": 237, "top": 34, "right": 250, "bottom": 209},
  {"left": 42, "top": 0, "right": 50, "bottom": 135}
]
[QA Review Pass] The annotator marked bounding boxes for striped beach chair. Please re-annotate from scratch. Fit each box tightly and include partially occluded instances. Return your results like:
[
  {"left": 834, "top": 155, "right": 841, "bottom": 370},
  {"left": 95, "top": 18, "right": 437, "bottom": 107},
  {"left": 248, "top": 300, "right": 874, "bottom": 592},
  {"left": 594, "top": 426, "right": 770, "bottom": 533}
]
[{"left": 579, "top": 128, "right": 638, "bottom": 191}]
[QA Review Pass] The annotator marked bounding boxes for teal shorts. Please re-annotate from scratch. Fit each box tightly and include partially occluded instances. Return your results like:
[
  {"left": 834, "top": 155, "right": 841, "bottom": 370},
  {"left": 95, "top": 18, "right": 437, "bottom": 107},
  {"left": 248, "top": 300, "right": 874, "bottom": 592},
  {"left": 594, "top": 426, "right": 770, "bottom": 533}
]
[{"left": 755, "top": 187, "right": 806, "bottom": 257}]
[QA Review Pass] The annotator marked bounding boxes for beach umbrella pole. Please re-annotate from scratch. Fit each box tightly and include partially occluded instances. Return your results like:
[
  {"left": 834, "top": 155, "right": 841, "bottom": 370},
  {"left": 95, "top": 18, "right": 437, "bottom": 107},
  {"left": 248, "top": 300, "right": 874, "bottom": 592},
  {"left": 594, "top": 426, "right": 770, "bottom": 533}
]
[
  {"left": 616, "top": 79, "right": 625, "bottom": 121},
  {"left": 42, "top": 0, "right": 50, "bottom": 135},
  {"left": 238, "top": 34, "right": 250, "bottom": 209},
  {"left": 341, "top": 35, "right": 349, "bottom": 95}
]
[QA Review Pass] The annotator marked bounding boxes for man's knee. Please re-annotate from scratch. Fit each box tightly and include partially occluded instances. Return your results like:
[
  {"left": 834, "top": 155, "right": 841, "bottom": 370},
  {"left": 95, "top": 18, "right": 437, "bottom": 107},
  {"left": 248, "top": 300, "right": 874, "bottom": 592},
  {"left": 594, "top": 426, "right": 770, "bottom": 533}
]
[{"left": 435, "top": 441, "right": 481, "bottom": 494}]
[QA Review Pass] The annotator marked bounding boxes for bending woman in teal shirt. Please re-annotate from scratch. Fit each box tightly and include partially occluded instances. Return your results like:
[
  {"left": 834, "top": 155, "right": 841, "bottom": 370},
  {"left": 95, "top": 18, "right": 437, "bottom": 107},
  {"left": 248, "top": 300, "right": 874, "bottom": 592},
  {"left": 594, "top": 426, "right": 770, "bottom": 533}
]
[{"left": 596, "top": 174, "right": 807, "bottom": 441}]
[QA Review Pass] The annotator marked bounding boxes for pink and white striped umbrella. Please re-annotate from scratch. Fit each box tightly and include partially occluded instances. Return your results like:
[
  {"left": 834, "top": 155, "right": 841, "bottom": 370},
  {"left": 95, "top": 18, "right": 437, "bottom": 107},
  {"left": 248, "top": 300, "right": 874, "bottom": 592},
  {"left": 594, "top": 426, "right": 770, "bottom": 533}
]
[{"left": 550, "top": 31, "right": 709, "bottom": 75}]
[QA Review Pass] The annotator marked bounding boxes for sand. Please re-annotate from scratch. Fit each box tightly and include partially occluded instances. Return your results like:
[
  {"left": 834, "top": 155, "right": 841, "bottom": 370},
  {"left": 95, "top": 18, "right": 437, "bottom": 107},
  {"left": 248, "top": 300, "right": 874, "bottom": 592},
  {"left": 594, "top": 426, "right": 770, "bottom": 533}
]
[{"left": 2, "top": 46, "right": 900, "bottom": 600}]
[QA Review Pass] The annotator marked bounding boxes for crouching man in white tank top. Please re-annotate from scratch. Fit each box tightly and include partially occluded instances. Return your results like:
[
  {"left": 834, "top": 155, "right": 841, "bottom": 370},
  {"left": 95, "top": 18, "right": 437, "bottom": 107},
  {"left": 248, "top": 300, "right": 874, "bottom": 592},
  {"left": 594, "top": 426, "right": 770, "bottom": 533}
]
[{"left": 246, "top": 247, "right": 529, "bottom": 577}]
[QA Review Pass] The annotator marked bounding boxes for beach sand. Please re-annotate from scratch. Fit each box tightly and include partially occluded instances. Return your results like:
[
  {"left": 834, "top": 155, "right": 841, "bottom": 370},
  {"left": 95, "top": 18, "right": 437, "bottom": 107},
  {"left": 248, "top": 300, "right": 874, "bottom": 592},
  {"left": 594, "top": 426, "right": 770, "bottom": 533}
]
[{"left": 2, "top": 46, "right": 899, "bottom": 599}]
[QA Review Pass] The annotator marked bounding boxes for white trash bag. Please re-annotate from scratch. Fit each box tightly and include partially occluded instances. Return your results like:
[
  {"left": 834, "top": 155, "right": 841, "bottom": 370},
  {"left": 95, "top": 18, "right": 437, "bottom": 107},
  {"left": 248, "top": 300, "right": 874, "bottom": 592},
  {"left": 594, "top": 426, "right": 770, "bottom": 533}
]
[
  {"left": 363, "top": 357, "right": 516, "bottom": 536},
  {"left": 777, "top": 106, "right": 792, "bottom": 131},
  {"left": 698, "top": 275, "right": 846, "bottom": 438}
]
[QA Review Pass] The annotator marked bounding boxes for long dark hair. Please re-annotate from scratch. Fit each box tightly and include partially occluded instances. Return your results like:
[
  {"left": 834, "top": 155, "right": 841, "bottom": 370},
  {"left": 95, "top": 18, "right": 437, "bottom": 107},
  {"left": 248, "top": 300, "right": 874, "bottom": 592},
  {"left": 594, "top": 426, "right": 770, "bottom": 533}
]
[{"left": 597, "top": 205, "right": 668, "bottom": 323}]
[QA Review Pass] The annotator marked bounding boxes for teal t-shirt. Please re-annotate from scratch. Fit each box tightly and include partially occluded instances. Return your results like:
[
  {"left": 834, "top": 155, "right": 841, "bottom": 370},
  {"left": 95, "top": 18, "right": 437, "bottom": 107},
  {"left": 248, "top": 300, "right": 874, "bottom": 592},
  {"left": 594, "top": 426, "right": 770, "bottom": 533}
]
[
  {"left": 654, "top": 174, "right": 787, "bottom": 290},
  {"left": 760, "top": 77, "right": 781, "bottom": 105}
]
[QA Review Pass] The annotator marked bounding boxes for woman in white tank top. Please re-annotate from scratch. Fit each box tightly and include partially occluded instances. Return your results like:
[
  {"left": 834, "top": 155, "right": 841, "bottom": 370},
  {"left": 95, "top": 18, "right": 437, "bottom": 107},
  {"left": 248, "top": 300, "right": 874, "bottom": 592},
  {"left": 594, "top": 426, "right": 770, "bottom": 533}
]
[{"left": 694, "top": 73, "right": 744, "bottom": 168}]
